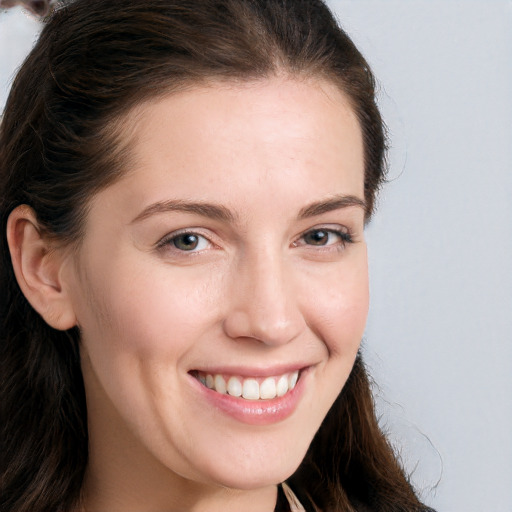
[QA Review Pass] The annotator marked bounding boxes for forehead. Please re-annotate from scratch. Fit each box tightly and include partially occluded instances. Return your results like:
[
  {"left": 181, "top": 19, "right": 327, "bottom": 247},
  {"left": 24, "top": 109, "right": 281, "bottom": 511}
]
[{"left": 90, "top": 77, "right": 365, "bottom": 222}]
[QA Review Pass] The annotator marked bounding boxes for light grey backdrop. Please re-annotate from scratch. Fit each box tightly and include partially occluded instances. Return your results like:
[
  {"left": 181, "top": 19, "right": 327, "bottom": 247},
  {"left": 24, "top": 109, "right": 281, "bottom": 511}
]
[{"left": 1, "top": 2, "right": 511, "bottom": 511}]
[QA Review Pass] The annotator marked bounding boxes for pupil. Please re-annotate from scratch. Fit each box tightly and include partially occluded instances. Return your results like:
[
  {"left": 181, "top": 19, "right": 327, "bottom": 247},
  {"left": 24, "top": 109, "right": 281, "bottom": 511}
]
[
  {"left": 174, "top": 234, "right": 198, "bottom": 250},
  {"left": 307, "top": 230, "right": 328, "bottom": 245}
]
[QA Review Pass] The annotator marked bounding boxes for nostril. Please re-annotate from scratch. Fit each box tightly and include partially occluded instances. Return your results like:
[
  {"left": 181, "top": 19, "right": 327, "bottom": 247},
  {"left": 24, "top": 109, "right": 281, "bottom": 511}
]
[
  {"left": 222, "top": 263, "right": 304, "bottom": 345},
  {"left": 222, "top": 308, "right": 304, "bottom": 347}
]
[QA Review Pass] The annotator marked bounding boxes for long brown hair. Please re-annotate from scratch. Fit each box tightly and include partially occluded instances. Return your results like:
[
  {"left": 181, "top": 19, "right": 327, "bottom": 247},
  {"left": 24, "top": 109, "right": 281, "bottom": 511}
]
[{"left": 1, "top": 1, "right": 428, "bottom": 511}]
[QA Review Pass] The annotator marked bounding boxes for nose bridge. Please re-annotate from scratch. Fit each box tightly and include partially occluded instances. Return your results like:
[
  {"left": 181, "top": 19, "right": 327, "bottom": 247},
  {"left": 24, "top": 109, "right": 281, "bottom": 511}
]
[{"left": 223, "top": 243, "right": 304, "bottom": 345}]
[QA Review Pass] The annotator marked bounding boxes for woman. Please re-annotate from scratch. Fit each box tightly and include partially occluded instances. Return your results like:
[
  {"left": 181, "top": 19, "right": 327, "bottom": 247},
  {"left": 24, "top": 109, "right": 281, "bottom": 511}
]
[{"left": 0, "top": 1, "right": 433, "bottom": 511}]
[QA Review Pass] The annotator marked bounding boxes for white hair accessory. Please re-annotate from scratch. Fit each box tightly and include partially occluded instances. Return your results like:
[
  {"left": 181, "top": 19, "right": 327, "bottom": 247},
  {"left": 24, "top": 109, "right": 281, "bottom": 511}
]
[{"left": 0, "top": 0, "right": 55, "bottom": 18}]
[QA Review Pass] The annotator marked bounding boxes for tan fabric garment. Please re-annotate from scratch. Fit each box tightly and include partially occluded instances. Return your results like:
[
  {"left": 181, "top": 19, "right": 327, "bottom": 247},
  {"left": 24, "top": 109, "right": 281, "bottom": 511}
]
[{"left": 282, "top": 482, "right": 306, "bottom": 511}]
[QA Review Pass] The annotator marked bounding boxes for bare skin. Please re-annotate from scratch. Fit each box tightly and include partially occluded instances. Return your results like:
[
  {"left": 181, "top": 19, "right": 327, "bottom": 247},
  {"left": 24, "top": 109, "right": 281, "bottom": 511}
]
[{"left": 8, "top": 77, "right": 368, "bottom": 512}]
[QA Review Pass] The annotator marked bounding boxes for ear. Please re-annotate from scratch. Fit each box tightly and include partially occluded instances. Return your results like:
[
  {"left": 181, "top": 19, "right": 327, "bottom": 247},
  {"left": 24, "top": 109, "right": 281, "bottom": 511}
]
[{"left": 6, "top": 205, "right": 77, "bottom": 331}]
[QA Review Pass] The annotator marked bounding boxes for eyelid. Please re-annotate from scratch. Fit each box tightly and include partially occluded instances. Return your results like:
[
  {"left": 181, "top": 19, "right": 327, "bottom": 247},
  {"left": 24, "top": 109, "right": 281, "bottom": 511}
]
[
  {"left": 156, "top": 228, "right": 215, "bottom": 252},
  {"left": 293, "top": 225, "right": 354, "bottom": 248},
  {"left": 155, "top": 224, "right": 355, "bottom": 255}
]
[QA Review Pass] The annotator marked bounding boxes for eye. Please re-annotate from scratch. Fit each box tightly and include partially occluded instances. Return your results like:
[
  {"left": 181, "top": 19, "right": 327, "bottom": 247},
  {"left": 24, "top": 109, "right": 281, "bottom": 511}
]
[
  {"left": 300, "top": 228, "right": 352, "bottom": 247},
  {"left": 160, "top": 231, "right": 210, "bottom": 252}
]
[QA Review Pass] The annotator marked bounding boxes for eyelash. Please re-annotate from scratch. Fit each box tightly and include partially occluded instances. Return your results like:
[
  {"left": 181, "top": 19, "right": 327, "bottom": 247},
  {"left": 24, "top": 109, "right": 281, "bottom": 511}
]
[
  {"left": 157, "top": 229, "right": 212, "bottom": 253},
  {"left": 293, "top": 227, "right": 354, "bottom": 250},
  {"left": 157, "top": 226, "right": 354, "bottom": 254}
]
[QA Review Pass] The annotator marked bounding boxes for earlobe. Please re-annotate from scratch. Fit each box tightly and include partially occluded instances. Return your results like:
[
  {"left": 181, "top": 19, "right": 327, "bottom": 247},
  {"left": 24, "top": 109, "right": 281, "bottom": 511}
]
[{"left": 6, "top": 205, "right": 77, "bottom": 331}]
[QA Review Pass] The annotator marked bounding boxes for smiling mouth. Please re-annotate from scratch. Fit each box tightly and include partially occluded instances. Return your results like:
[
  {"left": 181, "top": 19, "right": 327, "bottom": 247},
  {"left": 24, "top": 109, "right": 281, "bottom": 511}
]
[{"left": 190, "top": 370, "right": 300, "bottom": 401}]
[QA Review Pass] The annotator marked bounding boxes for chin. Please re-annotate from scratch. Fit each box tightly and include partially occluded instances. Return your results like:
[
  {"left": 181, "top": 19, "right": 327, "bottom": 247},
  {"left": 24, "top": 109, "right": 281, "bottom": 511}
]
[
  {"left": 211, "top": 466, "right": 297, "bottom": 491},
  {"left": 194, "top": 442, "right": 307, "bottom": 491}
]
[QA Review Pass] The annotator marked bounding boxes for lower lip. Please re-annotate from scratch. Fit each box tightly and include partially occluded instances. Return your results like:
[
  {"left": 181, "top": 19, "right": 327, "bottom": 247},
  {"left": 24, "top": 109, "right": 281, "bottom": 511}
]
[{"left": 188, "top": 369, "right": 309, "bottom": 426}]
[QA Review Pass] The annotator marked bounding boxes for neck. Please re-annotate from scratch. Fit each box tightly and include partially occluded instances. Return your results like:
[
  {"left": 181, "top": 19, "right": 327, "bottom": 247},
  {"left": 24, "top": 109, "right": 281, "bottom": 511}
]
[{"left": 79, "top": 471, "right": 278, "bottom": 512}]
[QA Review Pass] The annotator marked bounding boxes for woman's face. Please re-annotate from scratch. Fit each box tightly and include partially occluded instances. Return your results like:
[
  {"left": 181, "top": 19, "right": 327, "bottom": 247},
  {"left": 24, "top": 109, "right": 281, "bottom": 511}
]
[{"left": 66, "top": 78, "right": 368, "bottom": 501}]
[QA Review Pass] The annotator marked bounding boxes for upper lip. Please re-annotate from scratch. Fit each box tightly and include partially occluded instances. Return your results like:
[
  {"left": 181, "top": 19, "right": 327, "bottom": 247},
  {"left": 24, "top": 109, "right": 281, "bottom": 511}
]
[{"left": 189, "top": 363, "right": 312, "bottom": 378}]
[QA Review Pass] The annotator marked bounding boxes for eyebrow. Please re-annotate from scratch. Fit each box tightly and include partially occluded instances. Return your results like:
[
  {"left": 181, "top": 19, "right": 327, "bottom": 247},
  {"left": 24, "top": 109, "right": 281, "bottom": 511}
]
[
  {"left": 297, "top": 194, "right": 366, "bottom": 219},
  {"left": 130, "top": 199, "right": 236, "bottom": 224},
  {"left": 130, "top": 194, "right": 366, "bottom": 224}
]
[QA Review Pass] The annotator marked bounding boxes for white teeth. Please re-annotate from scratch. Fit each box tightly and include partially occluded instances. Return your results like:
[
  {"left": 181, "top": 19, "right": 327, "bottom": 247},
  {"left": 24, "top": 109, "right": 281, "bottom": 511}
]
[
  {"left": 259, "top": 377, "right": 277, "bottom": 399},
  {"left": 288, "top": 370, "right": 299, "bottom": 390},
  {"left": 242, "top": 378, "right": 260, "bottom": 400},
  {"left": 214, "top": 374, "right": 226, "bottom": 394},
  {"left": 276, "top": 375, "right": 288, "bottom": 397},
  {"left": 198, "top": 370, "right": 300, "bottom": 400},
  {"left": 227, "top": 376, "right": 242, "bottom": 397}
]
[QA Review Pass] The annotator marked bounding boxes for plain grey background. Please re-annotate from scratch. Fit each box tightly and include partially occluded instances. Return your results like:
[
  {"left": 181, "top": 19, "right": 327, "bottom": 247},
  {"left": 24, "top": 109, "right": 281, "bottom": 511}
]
[{"left": 1, "top": 2, "right": 511, "bottom": 511}]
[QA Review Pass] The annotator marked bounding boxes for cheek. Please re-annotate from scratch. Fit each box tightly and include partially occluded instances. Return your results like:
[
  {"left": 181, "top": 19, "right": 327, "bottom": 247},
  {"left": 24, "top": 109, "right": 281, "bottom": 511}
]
[
  {"left": 301, "top": 254, "right": 369, "bottom": 356},
  {"left": 319, "top": 288, "right": 368, "bottom": 360},
  {"left": 76, "top": 261, "right": 225, "bottom": 362},
  {"left": 73, "top": 262, "right": 227, "bottom": 443}
]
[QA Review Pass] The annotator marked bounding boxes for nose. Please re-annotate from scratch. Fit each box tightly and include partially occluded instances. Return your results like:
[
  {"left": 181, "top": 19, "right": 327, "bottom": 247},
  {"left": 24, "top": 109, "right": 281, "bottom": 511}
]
[{"left": 222, "top": 249, "right": 305, "bottom": 346}]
